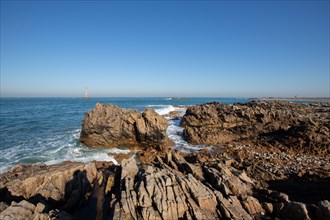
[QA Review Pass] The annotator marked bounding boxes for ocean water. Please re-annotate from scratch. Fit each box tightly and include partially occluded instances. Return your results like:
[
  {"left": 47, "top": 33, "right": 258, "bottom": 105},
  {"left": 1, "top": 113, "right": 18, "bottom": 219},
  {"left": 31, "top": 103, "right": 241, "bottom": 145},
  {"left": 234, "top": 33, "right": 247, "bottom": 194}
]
[{"left": 0, "top": 97, "right": 248, "bottom": 173}]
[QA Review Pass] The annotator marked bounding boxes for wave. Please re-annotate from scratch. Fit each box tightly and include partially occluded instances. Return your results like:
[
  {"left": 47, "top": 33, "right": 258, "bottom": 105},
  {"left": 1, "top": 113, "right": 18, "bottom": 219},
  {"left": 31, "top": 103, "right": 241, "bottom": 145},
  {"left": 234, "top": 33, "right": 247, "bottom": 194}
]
[
  {"left": 166, "top": 119, "right": 212, "bottom": 153},
  {"left": 0, "top": 103, "right": 211, "bottom": 174},
  {"left": 148, "top": 104, "right": 186, "bottom": 116},
  {"left": 0, "top": 128, "right": 121, "bottom": 173}
]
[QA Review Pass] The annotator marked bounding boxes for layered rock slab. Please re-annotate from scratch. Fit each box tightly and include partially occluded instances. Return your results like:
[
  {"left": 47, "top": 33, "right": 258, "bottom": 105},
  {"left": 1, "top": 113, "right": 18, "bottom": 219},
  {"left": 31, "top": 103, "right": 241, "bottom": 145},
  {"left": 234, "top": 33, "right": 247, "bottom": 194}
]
[
  {"left": 0, "top": 162, "right": 97, "bottom": 210},
  {"left": 0, "top": 162, "right": 101, "bottom": 219},
  {"left": 80, "top": 103, "right": 169, "bottom": 148},
  {"left": 1, "top": 150, "right": 329, "bottom": 220}
]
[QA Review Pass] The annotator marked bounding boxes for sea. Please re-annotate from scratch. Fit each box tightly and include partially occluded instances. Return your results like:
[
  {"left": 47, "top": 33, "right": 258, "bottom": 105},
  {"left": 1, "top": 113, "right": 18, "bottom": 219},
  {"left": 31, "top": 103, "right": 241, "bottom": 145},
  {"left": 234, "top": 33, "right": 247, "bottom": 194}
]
[{"left": 0, "top": 97, "right": 248, "bottom": 173}]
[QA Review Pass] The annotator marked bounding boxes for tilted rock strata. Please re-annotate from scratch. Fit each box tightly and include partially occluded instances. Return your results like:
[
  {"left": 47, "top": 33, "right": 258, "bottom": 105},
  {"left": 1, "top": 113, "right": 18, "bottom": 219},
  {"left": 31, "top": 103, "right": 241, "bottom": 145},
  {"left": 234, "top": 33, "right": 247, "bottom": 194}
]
[
  {"left": 180, "top": 101, "right": 330, "bottom": 155},
  {"left": 80, "top": 103, "right": 169, "bottom": 148},
  {"left": 1, "top": 150, "right": 329, "bottom": 220}
]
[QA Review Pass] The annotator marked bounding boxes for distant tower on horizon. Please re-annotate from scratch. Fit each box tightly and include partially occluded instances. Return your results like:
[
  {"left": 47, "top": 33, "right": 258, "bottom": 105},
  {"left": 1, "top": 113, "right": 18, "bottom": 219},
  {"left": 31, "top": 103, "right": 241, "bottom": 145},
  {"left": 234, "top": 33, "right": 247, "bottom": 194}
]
[{"left": 84, "top": 87, "right": 88, "bottom": 99}]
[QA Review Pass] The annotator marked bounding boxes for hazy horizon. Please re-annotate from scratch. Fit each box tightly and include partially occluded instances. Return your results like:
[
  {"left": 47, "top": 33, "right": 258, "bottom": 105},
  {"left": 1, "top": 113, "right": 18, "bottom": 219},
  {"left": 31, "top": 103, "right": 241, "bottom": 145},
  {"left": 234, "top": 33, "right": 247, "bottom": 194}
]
[{"left": 1, "top": 1, "right": 329, "bottom": 98}]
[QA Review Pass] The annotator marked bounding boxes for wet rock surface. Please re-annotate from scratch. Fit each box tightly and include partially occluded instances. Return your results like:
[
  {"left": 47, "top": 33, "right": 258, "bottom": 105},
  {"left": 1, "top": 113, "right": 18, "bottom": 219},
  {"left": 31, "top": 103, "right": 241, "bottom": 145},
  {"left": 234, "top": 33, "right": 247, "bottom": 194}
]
[
  {"left": 180, "top": 101, "right": 330, "bottom": 156},
  {"left": 80, "top": 103, "right": 170, "bottom": 149}
]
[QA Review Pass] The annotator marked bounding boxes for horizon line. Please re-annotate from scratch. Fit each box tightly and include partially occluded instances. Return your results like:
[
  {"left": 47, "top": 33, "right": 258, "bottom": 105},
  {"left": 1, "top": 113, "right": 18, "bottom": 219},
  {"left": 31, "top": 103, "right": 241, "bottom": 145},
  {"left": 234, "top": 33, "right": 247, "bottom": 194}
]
[{"left": 1, "top": 96, "right": 330, "bottom": 99}]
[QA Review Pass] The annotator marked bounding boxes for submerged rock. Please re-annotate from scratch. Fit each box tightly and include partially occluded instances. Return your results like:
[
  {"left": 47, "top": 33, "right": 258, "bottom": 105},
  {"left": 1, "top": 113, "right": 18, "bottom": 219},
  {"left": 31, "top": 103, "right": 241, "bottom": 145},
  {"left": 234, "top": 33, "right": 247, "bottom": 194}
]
[{"left": 80, "top": 103, "right": 170, "bottom": 149}]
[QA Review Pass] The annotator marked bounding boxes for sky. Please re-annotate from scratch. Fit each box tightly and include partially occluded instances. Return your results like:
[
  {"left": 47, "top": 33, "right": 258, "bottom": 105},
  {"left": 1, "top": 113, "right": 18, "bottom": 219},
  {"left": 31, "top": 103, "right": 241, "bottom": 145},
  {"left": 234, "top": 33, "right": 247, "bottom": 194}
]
[{"left": 0, "top": 0, "right": 329, "bottom": 98}]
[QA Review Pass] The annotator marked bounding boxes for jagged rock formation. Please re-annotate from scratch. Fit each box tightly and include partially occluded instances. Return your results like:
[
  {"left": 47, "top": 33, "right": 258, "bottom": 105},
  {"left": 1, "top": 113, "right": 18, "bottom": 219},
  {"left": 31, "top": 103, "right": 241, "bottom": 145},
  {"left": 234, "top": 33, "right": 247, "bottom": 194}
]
[
  {"left": 80, "top": 103, "right": 170, "bottom": 148},
  {"left": 0, "top": 162, "right": 100, "bottom": 219},
  {"left": 0, "top": 149, "right": 329, "bottom": 220},
  {"left": 180, "top": 101, "right": 330, "bottom": 155},
  {"left": 0, "top": 162, "right": 97, "bottom": 204},
  {"left": 1, "top": 101, "right": 330, "bottom": 219}
]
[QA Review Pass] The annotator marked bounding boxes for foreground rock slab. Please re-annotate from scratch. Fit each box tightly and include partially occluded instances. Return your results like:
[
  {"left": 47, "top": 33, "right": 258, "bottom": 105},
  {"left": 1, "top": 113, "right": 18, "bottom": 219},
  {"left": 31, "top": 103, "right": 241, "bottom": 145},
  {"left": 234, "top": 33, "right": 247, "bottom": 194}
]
[
  {"left": 80, "top": 103, "right": 170, "bottom": 149},
  {"left": 0, "top": 162, "right": 100, "bottom": 219},
  {"left": 1, "top": 148, "right": 329, "bottom": 220}
]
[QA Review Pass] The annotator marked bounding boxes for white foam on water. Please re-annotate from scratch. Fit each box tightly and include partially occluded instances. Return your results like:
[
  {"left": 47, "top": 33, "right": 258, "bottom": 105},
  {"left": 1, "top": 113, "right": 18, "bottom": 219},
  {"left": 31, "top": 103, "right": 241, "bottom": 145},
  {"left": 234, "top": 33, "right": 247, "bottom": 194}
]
[
  {"left": 166, "top": 118, "right": 212, "bottom": 154},
  {"left": 0, "top": 165, "right": 12, "bottom": 174},
  {"left": 148, "top": 104, "right": 212, "bottom": 153},
  {"left": 0, "top": 105, "right": 211, "bottom": 174},
  {"left": 107, "top": 148, "right": 131, "bottom": 154},
  {"left": 0, "top": 128, "right": 122, "bottom": 173},
  {"left": 45, "top": 151, "right": 118, "bottom": 166},
  {"left": 150, "top": 104, "right": 186, "bottom": 116}
]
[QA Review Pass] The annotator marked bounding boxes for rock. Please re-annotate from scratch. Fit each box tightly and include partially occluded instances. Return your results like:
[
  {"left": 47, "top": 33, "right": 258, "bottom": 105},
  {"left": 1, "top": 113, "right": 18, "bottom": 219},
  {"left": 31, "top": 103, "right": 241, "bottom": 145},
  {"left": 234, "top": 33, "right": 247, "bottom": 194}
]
[
  {"left": 0, "top": 202, "right": 8, "bottom": 213},
  {"left": 216, "top": 194, "right": 252, "bottom": 220},
  {"left": 316, "top": 200, "right": 330, "bottom": 220},
  {"left": 121, "top": 158, "right": 139, "bottom": 180},
  {"left": 164, "top": 110, "right": 184, "bottom": 120},
  {"left": 93, "top": 161, "right": 113, "bottom": 169},
  {"left": 105, "top": 174, "right": 115, "bottom": 195},
  {"left": 111, "top": 152, "right": 135, "bottom": 164},
  {"left": 180, "top": 101, "right": 330, "bottom": 156},
  {"left": 80, "top": 103, "right": 169, "bottom": 148},
  {"left": 49, "top": 209, "right": 74, "bottom": 220},
  {"left": 262, "top": 202, "right": 274, "bottom": 214},
  {"left": 0, "top": 162, "right": 97, "bottom": 212},
  {"left": 0, "top": 200, "right": 36, "bottom": 220},
  {"left": 1, "top": 141, "right": 328, "bottom": 220},
  {"left": 182, "top": 174, "right": 217, "bottom": 212},
  {"left": 238, "top": 172, "right": 254, "bottom": 184},
  {"left": 33, "top": 213, "right": 49, "bottom": 220},
  {"left": 277, "top": 201, "right": 311, "bottom": 220},
  {"left": 242, "top": 196, "right": 264, "bottom": 215},
  {"left": 34, "top": 203, "right": 46, "bottom": 213}
]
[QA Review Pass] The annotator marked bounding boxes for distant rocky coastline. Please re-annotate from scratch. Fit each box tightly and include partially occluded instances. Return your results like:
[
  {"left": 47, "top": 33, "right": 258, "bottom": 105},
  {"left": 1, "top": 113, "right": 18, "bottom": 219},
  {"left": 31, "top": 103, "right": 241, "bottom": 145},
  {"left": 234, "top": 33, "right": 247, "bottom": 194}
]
[
  {"left": 0, "top": 101, "right": 329, "bottom": 220},
  {"left": 252, "top": 97, "right": 330, "bottom": 102}
]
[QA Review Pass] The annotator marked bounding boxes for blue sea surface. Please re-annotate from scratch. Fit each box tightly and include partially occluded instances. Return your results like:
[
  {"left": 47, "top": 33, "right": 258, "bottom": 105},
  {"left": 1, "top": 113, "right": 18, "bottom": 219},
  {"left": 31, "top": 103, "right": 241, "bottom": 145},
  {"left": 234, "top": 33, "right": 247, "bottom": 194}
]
[{"left": 0, "top": 97, "right": 247, "bottom": 173}]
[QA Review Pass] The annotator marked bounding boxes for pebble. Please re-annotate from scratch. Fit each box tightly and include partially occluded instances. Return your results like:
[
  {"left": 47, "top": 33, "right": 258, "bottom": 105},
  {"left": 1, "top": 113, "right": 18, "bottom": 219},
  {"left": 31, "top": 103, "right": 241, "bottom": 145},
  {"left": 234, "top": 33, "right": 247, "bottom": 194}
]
[{"left": 230, "top": 144, "right": 329, "bottom": 178}]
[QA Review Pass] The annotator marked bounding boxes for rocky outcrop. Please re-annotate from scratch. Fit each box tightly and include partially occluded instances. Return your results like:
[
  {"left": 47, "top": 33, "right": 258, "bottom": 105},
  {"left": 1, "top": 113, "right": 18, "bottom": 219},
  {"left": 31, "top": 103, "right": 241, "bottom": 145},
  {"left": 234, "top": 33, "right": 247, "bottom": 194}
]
[
  {"left": 0, "top": 162, "right": 97, "bottom": 206},
  {"left": 0, "top": 200, "right": 50, "bottom": 220},
  {"left": 1, "top": 101, "right": 329, "bottom": 220},
  {"left": 180, "top": 101, "right": 330, "bottom": 155},
  {"left": 108, "top": 152, "right": 263, "bottom": 220},
  {"left": 80, "top": 103, "right": 170, "bottom": 149},
  {"left": 0, "top": 162, "right": 98, "bottom": 218},
  {"left": 1, "top": 149, "right": 329, "bottom": 220}
]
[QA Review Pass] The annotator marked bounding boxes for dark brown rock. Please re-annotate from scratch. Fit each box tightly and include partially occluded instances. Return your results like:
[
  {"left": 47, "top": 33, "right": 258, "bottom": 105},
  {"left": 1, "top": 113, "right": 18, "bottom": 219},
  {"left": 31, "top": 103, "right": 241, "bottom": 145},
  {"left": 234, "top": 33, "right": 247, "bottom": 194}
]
[
  {"left": 80, "top": 103, "right": 169, "bottom": 149},
  {"left": 276, "top": 201, "right": 311, "bottom": 220},
  {"left": 316, "top": 200, "right": 330, "bottom": 220}
]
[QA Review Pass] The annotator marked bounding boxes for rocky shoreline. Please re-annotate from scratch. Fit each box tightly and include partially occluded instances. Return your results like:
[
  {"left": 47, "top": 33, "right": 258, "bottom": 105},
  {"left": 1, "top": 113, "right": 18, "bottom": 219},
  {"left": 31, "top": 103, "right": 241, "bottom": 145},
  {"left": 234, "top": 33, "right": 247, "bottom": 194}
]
[
  {"left": 0, "top": 101, "right": 329, "bottom": 220},
  {"left": 252, "top": 97, "right": 330, "bottom": 102}
]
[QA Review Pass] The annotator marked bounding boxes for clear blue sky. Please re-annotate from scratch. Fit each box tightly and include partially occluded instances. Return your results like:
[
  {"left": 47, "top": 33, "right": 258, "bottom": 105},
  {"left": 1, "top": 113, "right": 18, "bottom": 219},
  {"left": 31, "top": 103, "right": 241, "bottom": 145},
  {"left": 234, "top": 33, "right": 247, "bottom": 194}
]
[{"left": 1, "top": 0, "right": 329, "bottom": 97}]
